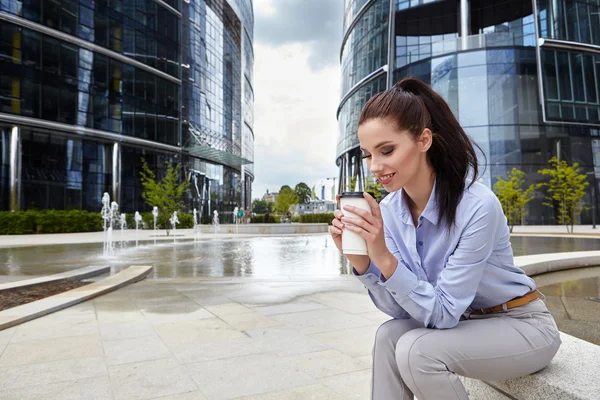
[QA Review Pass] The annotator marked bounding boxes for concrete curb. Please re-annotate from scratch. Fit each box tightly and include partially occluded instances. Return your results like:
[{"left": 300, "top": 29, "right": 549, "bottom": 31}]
[
  {"left": 0, "top": 265, "right": 110, "bottom": 293},
  {"left": 0, "top": 265, "right": 152, "bottom": 331},
  {"left": 515, "top": 250, "right": 600, "bottom": 276}
]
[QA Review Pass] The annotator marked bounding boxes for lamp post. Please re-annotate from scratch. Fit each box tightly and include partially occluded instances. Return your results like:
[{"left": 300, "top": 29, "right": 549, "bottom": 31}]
[{"left": 587, "top": 171, "right": 597, "bottom": 229}]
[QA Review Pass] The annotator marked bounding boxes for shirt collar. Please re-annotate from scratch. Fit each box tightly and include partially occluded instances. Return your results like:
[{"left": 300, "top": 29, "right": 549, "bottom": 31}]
[{"left": 398, "top": 180, "right": 439, "bottom": 226}]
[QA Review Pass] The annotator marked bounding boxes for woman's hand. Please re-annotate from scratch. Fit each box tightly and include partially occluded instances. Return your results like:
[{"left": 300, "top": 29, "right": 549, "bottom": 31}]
[
  {"left": 330, "top": 194, "right": 371, "bottom": 273},
  {"left": 341, "top": 192, "right": 397, "bottom": 278}
]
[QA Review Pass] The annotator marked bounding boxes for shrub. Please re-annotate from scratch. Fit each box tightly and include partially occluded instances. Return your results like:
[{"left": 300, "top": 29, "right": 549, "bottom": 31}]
[
  {"left": 0, "top": 210, "right": 103, "bottom": 234},
  {"left": 251, "top": 214, "right": 281, "bottom": 223},
  {"left": 299, "top": 213, "right": 334, "bottom": 224}
]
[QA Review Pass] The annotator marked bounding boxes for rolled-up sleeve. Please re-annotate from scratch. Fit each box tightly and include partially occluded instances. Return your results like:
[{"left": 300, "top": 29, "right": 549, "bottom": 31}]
[{"left": 379, "top": 198, "right": 497, "bottom": 328}]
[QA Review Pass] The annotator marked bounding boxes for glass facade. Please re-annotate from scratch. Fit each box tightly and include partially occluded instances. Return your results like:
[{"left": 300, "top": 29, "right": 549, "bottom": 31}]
[
  {"left": 0, "top": 0, "right": 254, "bottom": 215},
  {"left": 337, "top": 0, "right": 600, "bottom": 224},
  {"left": 0, "top": 0, "right": 181, "bottom": 78},
  {"left": 340, "top": 0, "right": 388, "bottom": 96}
]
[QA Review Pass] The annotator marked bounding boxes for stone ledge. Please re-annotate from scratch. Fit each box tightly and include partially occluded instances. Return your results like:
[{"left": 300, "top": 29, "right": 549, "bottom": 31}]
[
  {"left": 0, "top": 265, "right": 110, "bottom": 293},
  {"left": 196, "top": 223, "right": 329, "bottom": 235},
  {"left": 0, "top": 265, "right": 152, "bottom": 330},
  {"left": 515, "top": 250, "right": 600, "bottom": 276},
  {"left": 465, "top": 332, "right": 600, "bottom": 400},
  {"left": 464, "top": 251, "right": 600, "bottom": 400}
]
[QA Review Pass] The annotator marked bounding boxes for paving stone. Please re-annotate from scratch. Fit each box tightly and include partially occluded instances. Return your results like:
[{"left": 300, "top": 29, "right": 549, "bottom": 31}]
[
  {"left": 0, "top": 357, "right": 107, "bottom": 390},
  {"left": 270, "top": 309, "right": 373, "bottom": 335},
  {"left": 0, "top": 376, "right": 113, "bottom": 400},
  {"left": 140, "top": 303, "right": 215, "bottom": 324},
  {"left": 245, "top": 326, "right": 330, "bottom": 356},
  {"left": 169, "top": 337, "right": 266, "bottom": 364},
  {"left": 284, "top": 349, "right": 370, "bottom": 378},
  {"left": 108, "top": 357, "right": 198, "bottom": 400},
  {"left": 310, "top": 325, "right": 379, "bottom": 358},
  {"left": 251, "top": 300, "right": 328, "bottom": 316},
  {"left": 0, "top": 335, "right": 103, "bottom": 367},
  {"left": 103, "top": 335, "right": 171, "bottom": 365},
  {"left": 234, "top": 383, "right": 344, "bottom": 400},
  {"left": 219, "top": 312, "right": 281, "bottom": 330},
  {"left": 318, "top": 369, "right": 371, "bottom": 400},
  {"left": 187, "top": 353, "right": 315, "bottom": 400},
  {"left": 205, "top": 302, "right": 254, "bottom": 316},
  {"left": 304, "top": 291, "right": 378, "bottom": 314},
  {"left": 99, "top": 320, "right": 157, "bottom": 341},
  {"left": 153, "top": 318, "right": 246, "bottom": 346}
]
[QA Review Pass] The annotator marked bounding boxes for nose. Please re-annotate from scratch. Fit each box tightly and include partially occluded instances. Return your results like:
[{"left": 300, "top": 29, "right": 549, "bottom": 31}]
[{"left": 369, "top": 157, "right": 383, "bottom": 174}]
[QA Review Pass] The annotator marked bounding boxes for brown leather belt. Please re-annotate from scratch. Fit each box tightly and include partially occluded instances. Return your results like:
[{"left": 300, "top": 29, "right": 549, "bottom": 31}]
[{"left": 471, "top": 291, "right": 539, "bottom": 315}]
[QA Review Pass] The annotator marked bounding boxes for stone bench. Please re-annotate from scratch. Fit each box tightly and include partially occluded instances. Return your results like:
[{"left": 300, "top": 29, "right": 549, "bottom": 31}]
[
  {"left": 463, "top": 251, "right": 600, "bottom": 399},
  {"left": 465, "top": 332, "right": 599, "bottom": 399}
]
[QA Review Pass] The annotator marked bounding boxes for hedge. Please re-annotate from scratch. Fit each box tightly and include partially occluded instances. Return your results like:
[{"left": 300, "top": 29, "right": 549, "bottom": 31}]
[
  {"left": 0, "top": 209, "right": 196, "bottom": 235},
  {"left": 0, "top": 210, "right": 103, "bottom": 235},
  {"left": 251, "top": 214, "right": 281, "bottom": 223},
  {"left": 250, "top": 213, "right": 333, "bottom": 224}
]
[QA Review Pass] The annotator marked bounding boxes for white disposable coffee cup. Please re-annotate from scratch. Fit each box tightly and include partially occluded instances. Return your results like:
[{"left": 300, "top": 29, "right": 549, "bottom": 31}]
[{"left": 339, "top": 192, "right": 372, "bottom": 256}]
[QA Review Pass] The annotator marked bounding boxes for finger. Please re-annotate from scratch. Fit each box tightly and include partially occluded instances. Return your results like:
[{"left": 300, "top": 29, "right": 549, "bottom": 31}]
[
  {"left": 343, "top": 223, "right": 371, "bottom": 241},
  {"left": 333, "top": 210, "right": 344, "bottom": 220},
  {"left": 363, "top": 192, "right": 382, "bottom": 220},
  {"left": 329, "top": 225, "right": 342, "bottom": 236},
  {"left": 332, "top": 218, "right": 345, "bottom": 230},
  {"left": 335, "top": 194, "right": 340, "bottom": 204},
  {"left": 341, "top": 216, "right": 375, "bottom": 234},
  {"left": 343, "top": 204, "right": 376, "bottom": 225}
]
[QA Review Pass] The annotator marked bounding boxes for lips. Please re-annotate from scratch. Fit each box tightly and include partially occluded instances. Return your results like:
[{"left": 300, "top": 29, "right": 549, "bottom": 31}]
[{"left": 377, "top": 173, "right": 395, "bottom": 185}]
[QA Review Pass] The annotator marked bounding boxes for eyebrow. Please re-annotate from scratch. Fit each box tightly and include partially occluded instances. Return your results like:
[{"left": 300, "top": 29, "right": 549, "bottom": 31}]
[{"left": 360, "top": 141, "right": 394, "bottom": 151}]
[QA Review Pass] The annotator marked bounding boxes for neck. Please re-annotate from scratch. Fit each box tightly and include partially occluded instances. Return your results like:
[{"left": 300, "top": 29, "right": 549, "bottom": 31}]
[{"left": 403, "top": 164, "right": 435, "bottom": 215}]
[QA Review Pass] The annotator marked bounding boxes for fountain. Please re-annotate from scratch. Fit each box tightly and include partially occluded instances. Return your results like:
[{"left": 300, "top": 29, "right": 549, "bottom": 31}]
[
  {"left": 105, "top": 201, "right": 119, "bottom": 255},
  {"left": 101, "top": 193, "right": 111, "bottom": 255},
  {"left": 152, "top": 206, "right": 158, "bottom": 245},
  {"left": 193, "top": 208, "right": 200, "bottom": 241},
  {"left": 212, "top": 210, "right": 220, "bottom": 233},
  {"left": 233, "top": 206, "right": 238, "bottom": 225},
  {"left": 170, "top": 211, "right": 179, "bottom": 243},
  {"left": 119, "top": 213, "right": 127, "bottom": 248},
  {"left": 134, "top": 211, "right": 142, "bottom": 246}
]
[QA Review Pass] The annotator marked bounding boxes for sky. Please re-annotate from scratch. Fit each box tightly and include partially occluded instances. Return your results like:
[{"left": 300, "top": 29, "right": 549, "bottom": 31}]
[{"left": 250, "top": 0, "right": 344, "bottom": 201}]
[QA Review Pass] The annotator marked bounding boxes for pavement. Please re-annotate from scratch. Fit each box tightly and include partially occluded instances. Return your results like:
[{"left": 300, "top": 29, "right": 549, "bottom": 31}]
[{"left": 0, "top": 277, "right": 382, "bottom": 400}]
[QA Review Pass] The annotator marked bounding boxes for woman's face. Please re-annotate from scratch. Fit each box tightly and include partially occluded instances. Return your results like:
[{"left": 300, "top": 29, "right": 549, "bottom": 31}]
[{"left": 357, "top": 118, "right": 430, "bottom": 192}]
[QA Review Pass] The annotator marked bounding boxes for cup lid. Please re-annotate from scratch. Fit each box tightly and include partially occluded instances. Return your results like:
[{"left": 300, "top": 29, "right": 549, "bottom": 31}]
[{"left": 340, "top": 192, "right": 364, "bottom": 198}]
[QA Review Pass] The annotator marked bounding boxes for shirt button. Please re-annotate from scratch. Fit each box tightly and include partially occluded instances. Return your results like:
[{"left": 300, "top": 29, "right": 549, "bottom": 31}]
[
  {"left": 418, "top": 241, "right": 423, "bottom": 246},
  {"left": 391, "top": 291, "right": 397, "bottom": 295}
]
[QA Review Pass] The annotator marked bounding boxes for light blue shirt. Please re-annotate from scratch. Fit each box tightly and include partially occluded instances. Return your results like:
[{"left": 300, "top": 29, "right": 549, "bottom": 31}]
[{"left": 354, "top": 181, "right": 536, "bottom": 329}]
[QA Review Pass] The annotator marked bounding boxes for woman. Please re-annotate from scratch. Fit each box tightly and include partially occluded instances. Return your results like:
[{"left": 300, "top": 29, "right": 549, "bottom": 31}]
[{"left": 329, "top": 77, "right": 561, "bottom": 400}]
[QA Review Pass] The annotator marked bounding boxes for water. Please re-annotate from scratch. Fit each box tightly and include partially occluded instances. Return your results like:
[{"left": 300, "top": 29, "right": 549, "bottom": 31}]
[
  {"left": 535, "top": 267, "right": 600, "bottom": 345},
  {"left": 2, "top": 235, "right": 600, "bottom": 280}
]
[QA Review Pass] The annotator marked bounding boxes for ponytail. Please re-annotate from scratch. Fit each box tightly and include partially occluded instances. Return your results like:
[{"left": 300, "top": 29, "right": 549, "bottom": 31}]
[{"left": 358, "top": 77, "right": 480, "bottom": 228}]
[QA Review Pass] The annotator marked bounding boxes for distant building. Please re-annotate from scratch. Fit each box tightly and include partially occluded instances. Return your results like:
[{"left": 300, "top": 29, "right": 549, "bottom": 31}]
[
  {"left": 262, "top": 190, "right": 278, "bottom": 202},
  {"left": 295, "top": 200, "right": 336, "bottom": 215}
]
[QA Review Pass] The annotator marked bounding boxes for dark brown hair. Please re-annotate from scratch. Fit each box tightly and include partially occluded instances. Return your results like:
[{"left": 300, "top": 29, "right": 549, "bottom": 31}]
[{"left": 357, "top": 77, "right": 480, "bottom": 228}]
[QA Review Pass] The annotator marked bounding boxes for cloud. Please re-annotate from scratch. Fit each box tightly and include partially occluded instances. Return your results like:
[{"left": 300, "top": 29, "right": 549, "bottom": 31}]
[
  {"left": 251, "top": 42, "right": 340, "bottom": 199},
  {"left": 254, "top": 0, "right": 344, "bottom": 69}
]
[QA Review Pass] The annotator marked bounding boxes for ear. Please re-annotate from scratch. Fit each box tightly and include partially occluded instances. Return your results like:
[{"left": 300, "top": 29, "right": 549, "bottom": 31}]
[{"left": 419, "top": 128, "right": 433, "bottom": 152}]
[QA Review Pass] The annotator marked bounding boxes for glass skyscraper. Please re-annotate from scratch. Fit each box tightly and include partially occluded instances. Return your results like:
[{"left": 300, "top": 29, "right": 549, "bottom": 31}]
[
  {"left": 0, "top": 0, "right": 254, "bottom": 223},
  {"left": 338, "top": 0, "right": 600, "bottom": 224}
]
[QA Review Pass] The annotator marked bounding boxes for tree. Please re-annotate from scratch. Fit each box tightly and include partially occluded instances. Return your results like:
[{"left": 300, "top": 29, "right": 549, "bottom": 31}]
[
  {"left": 294, "top": 182, "right": 311, "bottom": 204},
  {"left": 537, "top": 157, "right": 589, "bottom": 233},
  {"left": 310, "top": 185, "right": 318, "bottom": 200},
  {"left": 274, "top": 186, "right": 298, "bottom": 215},
  {"left": 493, "top": 168, "right": 534, "bottom": 232},
  {"left": 139, "top": 158, "right": 189, "bottom": 235},
  {"left": 365, "top": 176, "right": 385, "bottom": 202},
  {"left": 252, "top": 199, "right": 271, "bottom": 214}
]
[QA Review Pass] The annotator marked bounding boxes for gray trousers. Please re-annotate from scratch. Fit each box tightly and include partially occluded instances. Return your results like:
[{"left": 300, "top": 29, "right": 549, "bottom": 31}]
[{"left": 372, "top": 299, "right": 561, "bottom": 400}]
